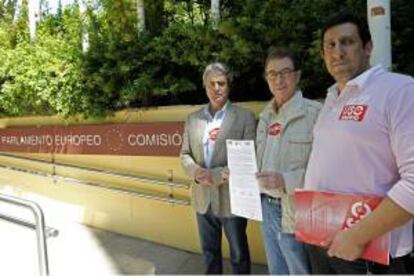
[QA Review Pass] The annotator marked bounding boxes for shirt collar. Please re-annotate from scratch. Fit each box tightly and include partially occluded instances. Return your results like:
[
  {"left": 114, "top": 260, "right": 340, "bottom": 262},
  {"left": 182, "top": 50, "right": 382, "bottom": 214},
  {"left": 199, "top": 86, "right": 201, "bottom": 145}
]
[
  {"left": 278, "top": 90, "right": 302, "bottom": 113},
  {"left": 266, "top": 90, "right": 302, "bottom": 115},
  {"left": 203, "top": 100, "right": 229, "bottom": 120},
  {"left": 260, "top": 91, "right": 303, "bottom": 120},
  {"left": 327, "top": 65, "right": 384, "bottom": 97}
]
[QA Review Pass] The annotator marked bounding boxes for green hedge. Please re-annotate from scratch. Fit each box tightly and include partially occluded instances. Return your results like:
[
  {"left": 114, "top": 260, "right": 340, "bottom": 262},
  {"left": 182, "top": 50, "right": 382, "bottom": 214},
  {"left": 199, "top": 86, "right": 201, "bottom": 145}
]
[{"left": 0, "top": 0, "right": 412, "bottom": 118}]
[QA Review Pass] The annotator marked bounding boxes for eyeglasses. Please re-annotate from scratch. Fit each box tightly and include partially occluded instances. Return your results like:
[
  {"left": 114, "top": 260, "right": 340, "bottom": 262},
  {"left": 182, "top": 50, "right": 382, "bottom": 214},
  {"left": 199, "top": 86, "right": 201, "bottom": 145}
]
[{"left": 265, "top": 68, "right": 296, "bottom": 81}]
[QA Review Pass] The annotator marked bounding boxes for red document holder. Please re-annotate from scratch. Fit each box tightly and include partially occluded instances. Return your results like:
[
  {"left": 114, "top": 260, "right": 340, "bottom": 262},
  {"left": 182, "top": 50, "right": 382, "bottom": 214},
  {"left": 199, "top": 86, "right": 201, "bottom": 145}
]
[{"left": 294, "top": 190, "right": 390, "bottom": 265}]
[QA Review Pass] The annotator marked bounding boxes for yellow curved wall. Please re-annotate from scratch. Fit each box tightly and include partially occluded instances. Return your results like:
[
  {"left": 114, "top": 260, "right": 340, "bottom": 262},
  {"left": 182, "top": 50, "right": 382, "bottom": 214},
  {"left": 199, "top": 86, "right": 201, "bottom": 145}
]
[{"left": 0, "top": 101, "right": 267, "bottom": 264}]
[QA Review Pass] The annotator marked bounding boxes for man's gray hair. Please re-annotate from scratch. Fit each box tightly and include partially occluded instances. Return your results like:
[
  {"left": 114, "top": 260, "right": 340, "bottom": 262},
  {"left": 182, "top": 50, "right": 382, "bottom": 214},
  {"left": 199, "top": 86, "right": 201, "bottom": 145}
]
[{"left": 202, "top": 62, "right": 233, "bottom": 87}]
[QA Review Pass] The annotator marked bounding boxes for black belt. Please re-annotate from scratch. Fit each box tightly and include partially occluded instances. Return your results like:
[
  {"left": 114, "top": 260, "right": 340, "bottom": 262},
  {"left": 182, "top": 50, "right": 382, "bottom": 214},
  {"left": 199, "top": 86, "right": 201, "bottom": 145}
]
[{"left": 263, "top": 194, "right": 281, "bottom": 204}]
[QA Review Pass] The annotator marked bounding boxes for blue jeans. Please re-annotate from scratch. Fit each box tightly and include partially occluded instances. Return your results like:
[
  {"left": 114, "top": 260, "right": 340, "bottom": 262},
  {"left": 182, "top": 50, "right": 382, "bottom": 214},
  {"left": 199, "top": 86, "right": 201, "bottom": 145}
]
[
  {"left": 261, "top": 195, "right": 310, "bottom": 274},
  {"left": 196, "top": 208, "right": 251, "bottom": 274}
]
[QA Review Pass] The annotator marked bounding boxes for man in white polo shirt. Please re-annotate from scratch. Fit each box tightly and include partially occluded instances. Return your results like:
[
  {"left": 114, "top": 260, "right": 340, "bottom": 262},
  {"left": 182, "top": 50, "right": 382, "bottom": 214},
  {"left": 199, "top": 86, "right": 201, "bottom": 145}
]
[{"left": 304, "top": 11, "right": 414, "bottom": 274}]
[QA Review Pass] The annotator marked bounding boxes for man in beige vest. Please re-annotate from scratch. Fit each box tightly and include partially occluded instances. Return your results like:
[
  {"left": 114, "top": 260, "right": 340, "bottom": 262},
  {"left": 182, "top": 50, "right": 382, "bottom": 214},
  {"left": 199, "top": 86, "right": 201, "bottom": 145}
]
[
  {"left": 180, "top": 62, "right": 255, "bottom": 274},
  {"left": 256, "top": 48, "right": 321, "bottom": 274}
]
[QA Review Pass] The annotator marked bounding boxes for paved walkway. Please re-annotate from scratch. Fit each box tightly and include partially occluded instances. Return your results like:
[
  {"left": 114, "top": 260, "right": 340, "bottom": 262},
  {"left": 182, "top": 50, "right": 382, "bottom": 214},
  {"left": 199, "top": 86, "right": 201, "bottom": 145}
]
[{"left": 0, "top": 216, "right": 267, "bottom": 275}]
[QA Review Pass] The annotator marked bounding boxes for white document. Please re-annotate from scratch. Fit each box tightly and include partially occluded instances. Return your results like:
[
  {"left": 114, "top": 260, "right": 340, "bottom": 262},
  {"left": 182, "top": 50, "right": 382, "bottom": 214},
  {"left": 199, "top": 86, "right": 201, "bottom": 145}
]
[{"left": 226, "top": 139, "right": 262, "bottom": 221}]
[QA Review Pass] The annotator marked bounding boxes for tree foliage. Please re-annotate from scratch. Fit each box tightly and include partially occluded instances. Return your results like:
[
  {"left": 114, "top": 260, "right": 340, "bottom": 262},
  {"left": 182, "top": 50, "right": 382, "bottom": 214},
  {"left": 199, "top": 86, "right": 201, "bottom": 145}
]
[{"left": 0, "top": 0, "right": 412, "bottom": 118}]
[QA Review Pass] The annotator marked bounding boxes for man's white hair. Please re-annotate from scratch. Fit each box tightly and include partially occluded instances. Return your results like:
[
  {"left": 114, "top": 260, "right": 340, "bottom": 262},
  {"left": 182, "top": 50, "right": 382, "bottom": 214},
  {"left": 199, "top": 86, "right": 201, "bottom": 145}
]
[{"left": 202, "top": 62, "right": 233, "bottom": 87}]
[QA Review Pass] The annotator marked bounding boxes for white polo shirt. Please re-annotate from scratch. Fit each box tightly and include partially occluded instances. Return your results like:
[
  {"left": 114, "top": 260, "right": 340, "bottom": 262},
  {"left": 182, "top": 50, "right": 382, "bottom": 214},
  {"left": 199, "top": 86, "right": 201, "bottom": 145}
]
[{"left": 305, "top": 65, "right": 414, "bottom": 257}]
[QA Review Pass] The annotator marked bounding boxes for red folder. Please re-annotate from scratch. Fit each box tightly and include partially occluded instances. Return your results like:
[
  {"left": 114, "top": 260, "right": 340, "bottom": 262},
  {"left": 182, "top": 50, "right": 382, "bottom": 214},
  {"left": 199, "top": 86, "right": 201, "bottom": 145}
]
[{"left": 294, "top": 190, "right": 390, "bottom": 265}]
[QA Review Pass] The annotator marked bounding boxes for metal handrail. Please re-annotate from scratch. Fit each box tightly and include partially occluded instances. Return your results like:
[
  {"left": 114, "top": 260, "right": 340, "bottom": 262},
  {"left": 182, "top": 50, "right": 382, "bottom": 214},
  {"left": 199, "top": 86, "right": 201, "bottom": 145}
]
[
  {"left": 0, "top": 193, "right": 49, "bottom": 276},
  {"left": 0, "top": 213, "right": 59, "bottom": 238},
  {"left": 0, "top": 153, "right": 189, "bottom": 189},
  {"left": 61, "top": 175, "right": 191, "bottom": 205},
  {"left": 0, "top": 163, "right": 190, "bottom": 206}
]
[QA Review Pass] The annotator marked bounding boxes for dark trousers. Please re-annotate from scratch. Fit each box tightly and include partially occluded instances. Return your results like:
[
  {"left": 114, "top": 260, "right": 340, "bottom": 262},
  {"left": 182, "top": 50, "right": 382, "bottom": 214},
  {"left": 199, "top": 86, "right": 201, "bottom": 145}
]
[
  {"left": 306, "top": 244, "right": 408, "bottom": 274},
  {"left": 405, "top": 252, "right": 414, "bottom": 274},
  {"left": 196, "top": 208, "right": 251, "bottom": 274}
]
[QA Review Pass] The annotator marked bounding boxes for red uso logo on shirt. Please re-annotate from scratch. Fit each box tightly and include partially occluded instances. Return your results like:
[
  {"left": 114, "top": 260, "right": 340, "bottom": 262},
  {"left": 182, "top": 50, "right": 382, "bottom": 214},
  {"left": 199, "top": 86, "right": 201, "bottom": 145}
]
[
  {"left": 339, "top": 105, "right": 368, "bottom": 122},
  {"left": 343, "top": 201, "right": 372, "bottom": 229},
  {"left": 268, "top": 122, "right": 282, "bottom": 136},
  {"left": 209, "top": 128, "right": 220, "bottom": 141}
]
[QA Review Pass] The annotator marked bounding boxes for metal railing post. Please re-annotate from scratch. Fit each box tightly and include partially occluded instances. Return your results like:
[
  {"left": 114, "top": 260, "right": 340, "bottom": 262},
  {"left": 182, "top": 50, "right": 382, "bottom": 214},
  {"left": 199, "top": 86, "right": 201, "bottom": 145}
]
[{"left": 0, "top": 194, "right": 49, "bottom": 276}]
